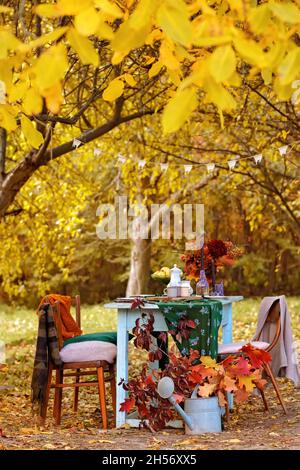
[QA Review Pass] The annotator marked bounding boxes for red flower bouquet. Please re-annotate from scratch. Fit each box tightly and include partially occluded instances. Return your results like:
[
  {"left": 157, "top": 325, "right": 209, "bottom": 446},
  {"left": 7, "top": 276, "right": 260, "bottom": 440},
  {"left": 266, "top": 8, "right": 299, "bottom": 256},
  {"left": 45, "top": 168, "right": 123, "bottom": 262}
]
[{"left": 181, "top": 239, "right": 243, "bottom": 282}]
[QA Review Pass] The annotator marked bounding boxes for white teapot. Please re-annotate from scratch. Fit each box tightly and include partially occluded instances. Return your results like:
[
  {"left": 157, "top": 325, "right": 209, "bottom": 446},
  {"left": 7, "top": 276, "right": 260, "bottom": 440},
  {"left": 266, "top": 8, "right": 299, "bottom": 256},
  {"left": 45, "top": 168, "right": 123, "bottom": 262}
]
[{"left": 168, "top": 264, "right": 182, "bottom": 286}]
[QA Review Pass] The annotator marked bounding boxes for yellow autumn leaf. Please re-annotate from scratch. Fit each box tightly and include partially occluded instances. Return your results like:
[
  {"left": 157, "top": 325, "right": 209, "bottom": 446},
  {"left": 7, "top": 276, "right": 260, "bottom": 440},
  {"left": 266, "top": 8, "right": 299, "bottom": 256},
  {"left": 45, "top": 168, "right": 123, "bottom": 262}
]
[
  {"left": 160, "top": 41, "right": 180, "bottom": 70},
  {"left": 94, "top": 0, "right": 123, "bottom": 18},
  {"left": 42, "top": 82, "right": 64, "bottom": 114},
  {"left": 204, "top": 80, "right": 236, "bottom": 111},
  {"left": 238, "top": 375, "right": 256, "bottom": 393},
  {"left": 17, "top": 27, "right": 69, "bottom": 53},
  {"left": 36, "top": 0, "right": 91, "bottom": 17},
  {"left": 67, "top": 28, "right": 99, "bottom": 66},
  {"left": 123, "top": 73, "right": 136, "bottom": 87},
  {"left": 157, "top": 0, "right": 193, "bottom": 46},
  {"left": 269, "top": 1, "right": 300, "bottom": 24},
  {"left": 278, "top": 48, "right": 300, "bottom": 85},
  {"left": 0, "top": 104, "right": 17, "bottom": 131},
  {"left": 102, "top": 79, "right": 124, "bottom": 101},
  {"left": 21, "top": 115, "right": 44, "bottom": 148},
  {"left": 249, "top": 5, "right": 271, "bottom": 34},
  {"left": 0, "top": 31, "right": 21, "bottom": 59},
  {"left": 194, "top": 35, "right": 232, "bottom": 47},
  {"left": 200, "top": 356, "right": 217, "bottom": 367},
  {"left": 162, "top": 87, "right": 198, "bottom": 134},
  {"left": 129, "top": 0, "right": 158, "bottom": 30},
  {"left": 209, "top": 45, "right": 236, "bottom": 83},
  {"left": 273, "top": 77, "right": 293, "bottom": 100},
  {"left": 111, "top": 22, "right": 151, "bottom": 54},
  {"left": 234, "top": 38, "right": 268, "bottom": 68},
  {"left": 149, "top": 61, "right": 163, "bottom": 78},
  {"left": 34, "top": 44, "right": 68, "bottom": 90},
  {"left": 74, "top": 8, "right": 101, "bottom": 36},
  {"left": 8, "top": 81, "right": 28, "bottom": 102},
  {"left": 22, "top": 88, "right": 43, "bottom": 115}
]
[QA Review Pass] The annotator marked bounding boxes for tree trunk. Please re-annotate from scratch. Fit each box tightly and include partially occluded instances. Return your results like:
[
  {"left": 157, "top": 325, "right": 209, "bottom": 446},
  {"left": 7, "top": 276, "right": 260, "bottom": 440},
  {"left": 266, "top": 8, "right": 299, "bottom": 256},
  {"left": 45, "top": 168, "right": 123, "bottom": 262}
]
[{"left": 126, "top": 238, "right": 152, "bottom": 296}]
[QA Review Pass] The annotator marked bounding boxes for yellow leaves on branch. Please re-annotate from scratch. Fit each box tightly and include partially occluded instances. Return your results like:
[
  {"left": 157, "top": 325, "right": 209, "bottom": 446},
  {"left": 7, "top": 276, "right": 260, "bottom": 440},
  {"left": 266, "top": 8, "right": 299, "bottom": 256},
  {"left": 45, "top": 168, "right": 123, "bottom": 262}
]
[
  {"left": 34, "top": 44, "right": 68, "bottom": 90},
  {"left": 157, "top": 0, "right": 192, "bottom": 47},
  {"left": 162, "top": 87, "right": 198, "bottom": 134},
  {"left": 21, "top": 116, "right": 43, "bottom": 149},
  {"left": 209, "top": 46, "right": 236, "bottom": 83},
  {"left": 103, "top": 78, "right": 124, "bottom": 101},
  {"left": 67, "top": 28, "right": 99, "bottom": 66}
]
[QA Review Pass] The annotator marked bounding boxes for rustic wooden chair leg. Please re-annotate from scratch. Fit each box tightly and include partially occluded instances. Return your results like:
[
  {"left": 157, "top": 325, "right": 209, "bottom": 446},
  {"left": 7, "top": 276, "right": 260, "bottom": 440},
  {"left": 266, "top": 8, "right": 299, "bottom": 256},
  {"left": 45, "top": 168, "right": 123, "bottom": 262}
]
[
  {"left": 109, "top": 366, "right": 116, "bottom": 424},
  {"left": 54, "top": 369, "right": 64, "bottom": 425},
  {"left": 40, "top": 363, "right": 53, "bottom": 424},
  {"left": 97, "top": 367, "right": 108, "bottom": 430},
  {"left": 53, "top": 369, "right": 59, "bottom": 418},
  {"left": 74, "top": 368, "right": 80, "bottom": 412},
  {"left": 258, "top": 387, "right": 269, "bottom": 412},
  {"left": 224, "top": 396, "right": 230, "bottom": 422},
  {"left": 263, "top": 362, "right": 287, "bottom": 415}
]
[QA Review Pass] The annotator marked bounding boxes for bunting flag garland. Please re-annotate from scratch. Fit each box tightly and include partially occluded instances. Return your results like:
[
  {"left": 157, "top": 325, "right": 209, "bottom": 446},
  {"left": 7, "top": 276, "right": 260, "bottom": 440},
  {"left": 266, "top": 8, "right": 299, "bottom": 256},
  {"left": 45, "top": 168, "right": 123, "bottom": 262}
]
[
  {"left": 206, "top": 163, "right": 215, "bottom": 173},
  {"left": 72, "top": 138, "right": 82, "bottom": 149},
  {"left": 138, "top": 160, "right": 146, "bottom": 168},
  {"left": 184, "top": 164, "right": 193, "bottom": 174},
  {"left": 279, "top": 145, "right": 288, "bottom": 156},
  {"left": 228, "top": 159, "right": 237, "bottom": 170},
  {"left": 73, "top": 138, "right": 298, "bottom": 175},
  {"left": 118, "top": 154, "right": 126, "bottom": 164},
  {"left": 160, "top": 163, "right": 168, "bottom": 171},
  {"left": 254, "top": 154, "right": 263, "bottom": 164}
]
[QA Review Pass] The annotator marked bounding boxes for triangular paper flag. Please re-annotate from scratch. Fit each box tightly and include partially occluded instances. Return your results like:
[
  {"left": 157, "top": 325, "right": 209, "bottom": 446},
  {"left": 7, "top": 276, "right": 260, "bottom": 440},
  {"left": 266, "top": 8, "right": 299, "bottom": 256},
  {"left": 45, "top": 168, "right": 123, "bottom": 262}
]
[
  {"left": 160, "top": 163, "right": 168, "bottom": 171},
  {"left": 138, "top": 160, "right": 146, "bottom": 168},
  {"left": 228, "top": 159, "right": 237, "bottom": 170},
  {"left": 253, "top": 154, "right": 263, "bottom": 164},
  {"left": 118, "top": 154, "right": 126, "bottom": 164},
  {"left": 184, "top": 164, "right": 193, "bottom": 173},
  {"left": 72, "top": 138, "right": 82, "bottom": 149},
  {"left": 279, "top": 145, "right": 288, "bottom": 156},
  {"left": 206, "top": 163, "right": 215, "bottom": 172},
  {"left": 94, "top": 148, "right": 102, "bottom": 156}
]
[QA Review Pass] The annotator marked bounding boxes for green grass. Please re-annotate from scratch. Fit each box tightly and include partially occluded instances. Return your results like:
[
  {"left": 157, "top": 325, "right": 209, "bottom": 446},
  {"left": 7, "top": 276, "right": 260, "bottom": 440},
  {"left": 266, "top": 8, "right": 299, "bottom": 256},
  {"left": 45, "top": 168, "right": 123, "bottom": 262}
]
[{"left": 0, "top": 297, "right": 299, "bottom": 347}]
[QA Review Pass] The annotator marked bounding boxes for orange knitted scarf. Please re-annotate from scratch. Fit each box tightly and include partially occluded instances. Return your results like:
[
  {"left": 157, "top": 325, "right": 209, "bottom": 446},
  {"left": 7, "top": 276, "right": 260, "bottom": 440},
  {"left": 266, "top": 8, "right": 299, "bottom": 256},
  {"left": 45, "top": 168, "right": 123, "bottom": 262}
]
[{"left": 37, "top": 294, "right": 82, "bottom": 340}]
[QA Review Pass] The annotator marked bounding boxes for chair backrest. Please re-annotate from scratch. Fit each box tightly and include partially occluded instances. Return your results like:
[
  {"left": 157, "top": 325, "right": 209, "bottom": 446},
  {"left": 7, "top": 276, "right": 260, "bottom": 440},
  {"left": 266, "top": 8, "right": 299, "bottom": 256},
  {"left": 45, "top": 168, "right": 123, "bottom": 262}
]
[
  {"left": 257, "top": 298, "right": 281, "bottom": 353},
  {"left": 49, "top": 295, "right": 81, "bottom": 351}
]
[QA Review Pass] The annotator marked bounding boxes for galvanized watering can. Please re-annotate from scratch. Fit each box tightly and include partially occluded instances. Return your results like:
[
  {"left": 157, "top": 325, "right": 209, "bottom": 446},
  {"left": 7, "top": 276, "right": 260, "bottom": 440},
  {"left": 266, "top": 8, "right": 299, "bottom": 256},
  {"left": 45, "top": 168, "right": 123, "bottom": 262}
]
[{"left": 157, "top": 377, "right": 222, "bottom": 434}]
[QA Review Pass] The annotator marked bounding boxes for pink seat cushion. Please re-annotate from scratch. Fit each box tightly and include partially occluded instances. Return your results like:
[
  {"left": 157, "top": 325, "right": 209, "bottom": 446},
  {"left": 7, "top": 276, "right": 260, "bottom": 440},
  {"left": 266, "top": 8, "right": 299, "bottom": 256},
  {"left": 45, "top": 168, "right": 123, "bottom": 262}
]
[
  {"left": 59, "top": 340, "right": 117, "bottom": 364},
  {"left": 218, "top": 341, "right": 269, "bottom": 355}
]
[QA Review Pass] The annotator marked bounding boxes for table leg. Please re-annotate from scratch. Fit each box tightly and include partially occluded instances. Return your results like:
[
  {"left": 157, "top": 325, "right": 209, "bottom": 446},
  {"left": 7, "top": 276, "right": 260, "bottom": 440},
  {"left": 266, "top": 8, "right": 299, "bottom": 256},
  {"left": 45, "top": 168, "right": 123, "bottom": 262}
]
[
  {"left": 222, "top": 303, "right": 234, "bottom": 410},
  {"left": 116, "top": 309, "right": 128, "bottom": 428}
]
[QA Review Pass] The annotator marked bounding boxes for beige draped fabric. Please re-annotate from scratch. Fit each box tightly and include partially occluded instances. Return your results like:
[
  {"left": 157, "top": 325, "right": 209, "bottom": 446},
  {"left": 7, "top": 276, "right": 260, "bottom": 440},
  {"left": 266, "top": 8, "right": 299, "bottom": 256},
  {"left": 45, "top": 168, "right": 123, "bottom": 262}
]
[{"left": 252, "top": 296, "right": 300, "bottom": 386}]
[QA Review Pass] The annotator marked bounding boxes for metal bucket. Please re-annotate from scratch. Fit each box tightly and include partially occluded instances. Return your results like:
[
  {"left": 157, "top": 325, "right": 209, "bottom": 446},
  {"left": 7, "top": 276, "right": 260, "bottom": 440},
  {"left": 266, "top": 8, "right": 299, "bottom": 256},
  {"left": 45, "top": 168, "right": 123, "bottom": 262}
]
[{"left": 184, "top": 396, "right": 222, "bottom": 434}]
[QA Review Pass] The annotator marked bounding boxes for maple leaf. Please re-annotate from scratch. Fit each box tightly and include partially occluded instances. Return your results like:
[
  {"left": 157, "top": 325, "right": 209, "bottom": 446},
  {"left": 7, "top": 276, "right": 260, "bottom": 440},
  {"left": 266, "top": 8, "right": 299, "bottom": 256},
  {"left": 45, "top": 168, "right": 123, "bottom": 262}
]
[
  {"left": 197, "top": 382, "right": 217, "bottom": 397},
  {"left": 223, "top": 375, "right": 238, "bottom": 393},
  {"left": 119, "top": 397, "right": 135, "bottom": 413},
  {"left": 241, "top": 344, "right": 271, "bottom": 368},
  {"left": 238, "top": 375, "right": 256, "bottom": 393},
  {"left": 233, "top": 356, "right": 251, "bottom": 376},
  {"left": 235, "top": 387, "right": 249, "bottom": 403},
  {"left": 200, "top": 356, "right": 217, "bottom": 367},
  {"left": 173, "top": 393, "right": 185, "bottom": 403}
]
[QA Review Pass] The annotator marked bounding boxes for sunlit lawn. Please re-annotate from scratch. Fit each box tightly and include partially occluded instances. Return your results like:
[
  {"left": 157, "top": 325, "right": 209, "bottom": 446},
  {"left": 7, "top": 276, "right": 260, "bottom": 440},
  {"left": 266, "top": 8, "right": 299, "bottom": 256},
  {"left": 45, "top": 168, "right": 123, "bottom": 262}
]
[{"left": 0, "top": 297, "right": 299, "bottom": 391}]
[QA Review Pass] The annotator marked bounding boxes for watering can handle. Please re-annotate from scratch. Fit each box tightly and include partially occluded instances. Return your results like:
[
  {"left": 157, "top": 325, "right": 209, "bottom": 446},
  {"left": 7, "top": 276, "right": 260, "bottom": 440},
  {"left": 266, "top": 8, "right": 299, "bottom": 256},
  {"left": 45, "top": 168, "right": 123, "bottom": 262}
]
[{"left": 191, "top": 384, "right": 201, "bottom": 399}]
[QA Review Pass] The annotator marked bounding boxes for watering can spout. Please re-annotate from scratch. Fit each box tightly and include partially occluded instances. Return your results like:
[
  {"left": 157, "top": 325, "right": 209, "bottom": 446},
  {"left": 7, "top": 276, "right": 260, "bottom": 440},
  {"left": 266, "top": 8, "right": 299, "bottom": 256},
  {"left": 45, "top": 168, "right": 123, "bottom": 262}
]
[{"left": 157, "top": 377, "right": 194, "bottom": 431}]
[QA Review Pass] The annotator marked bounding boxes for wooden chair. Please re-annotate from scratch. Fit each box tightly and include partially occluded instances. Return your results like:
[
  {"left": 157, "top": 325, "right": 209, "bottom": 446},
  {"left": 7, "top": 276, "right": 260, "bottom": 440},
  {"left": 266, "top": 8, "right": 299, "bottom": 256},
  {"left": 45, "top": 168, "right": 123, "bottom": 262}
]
[
  {"left": 40, "top": 295, "right": 116, "bottom": 429},
  {"left": 219, "top": 299, "right": 287, "bottom": 415}
]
